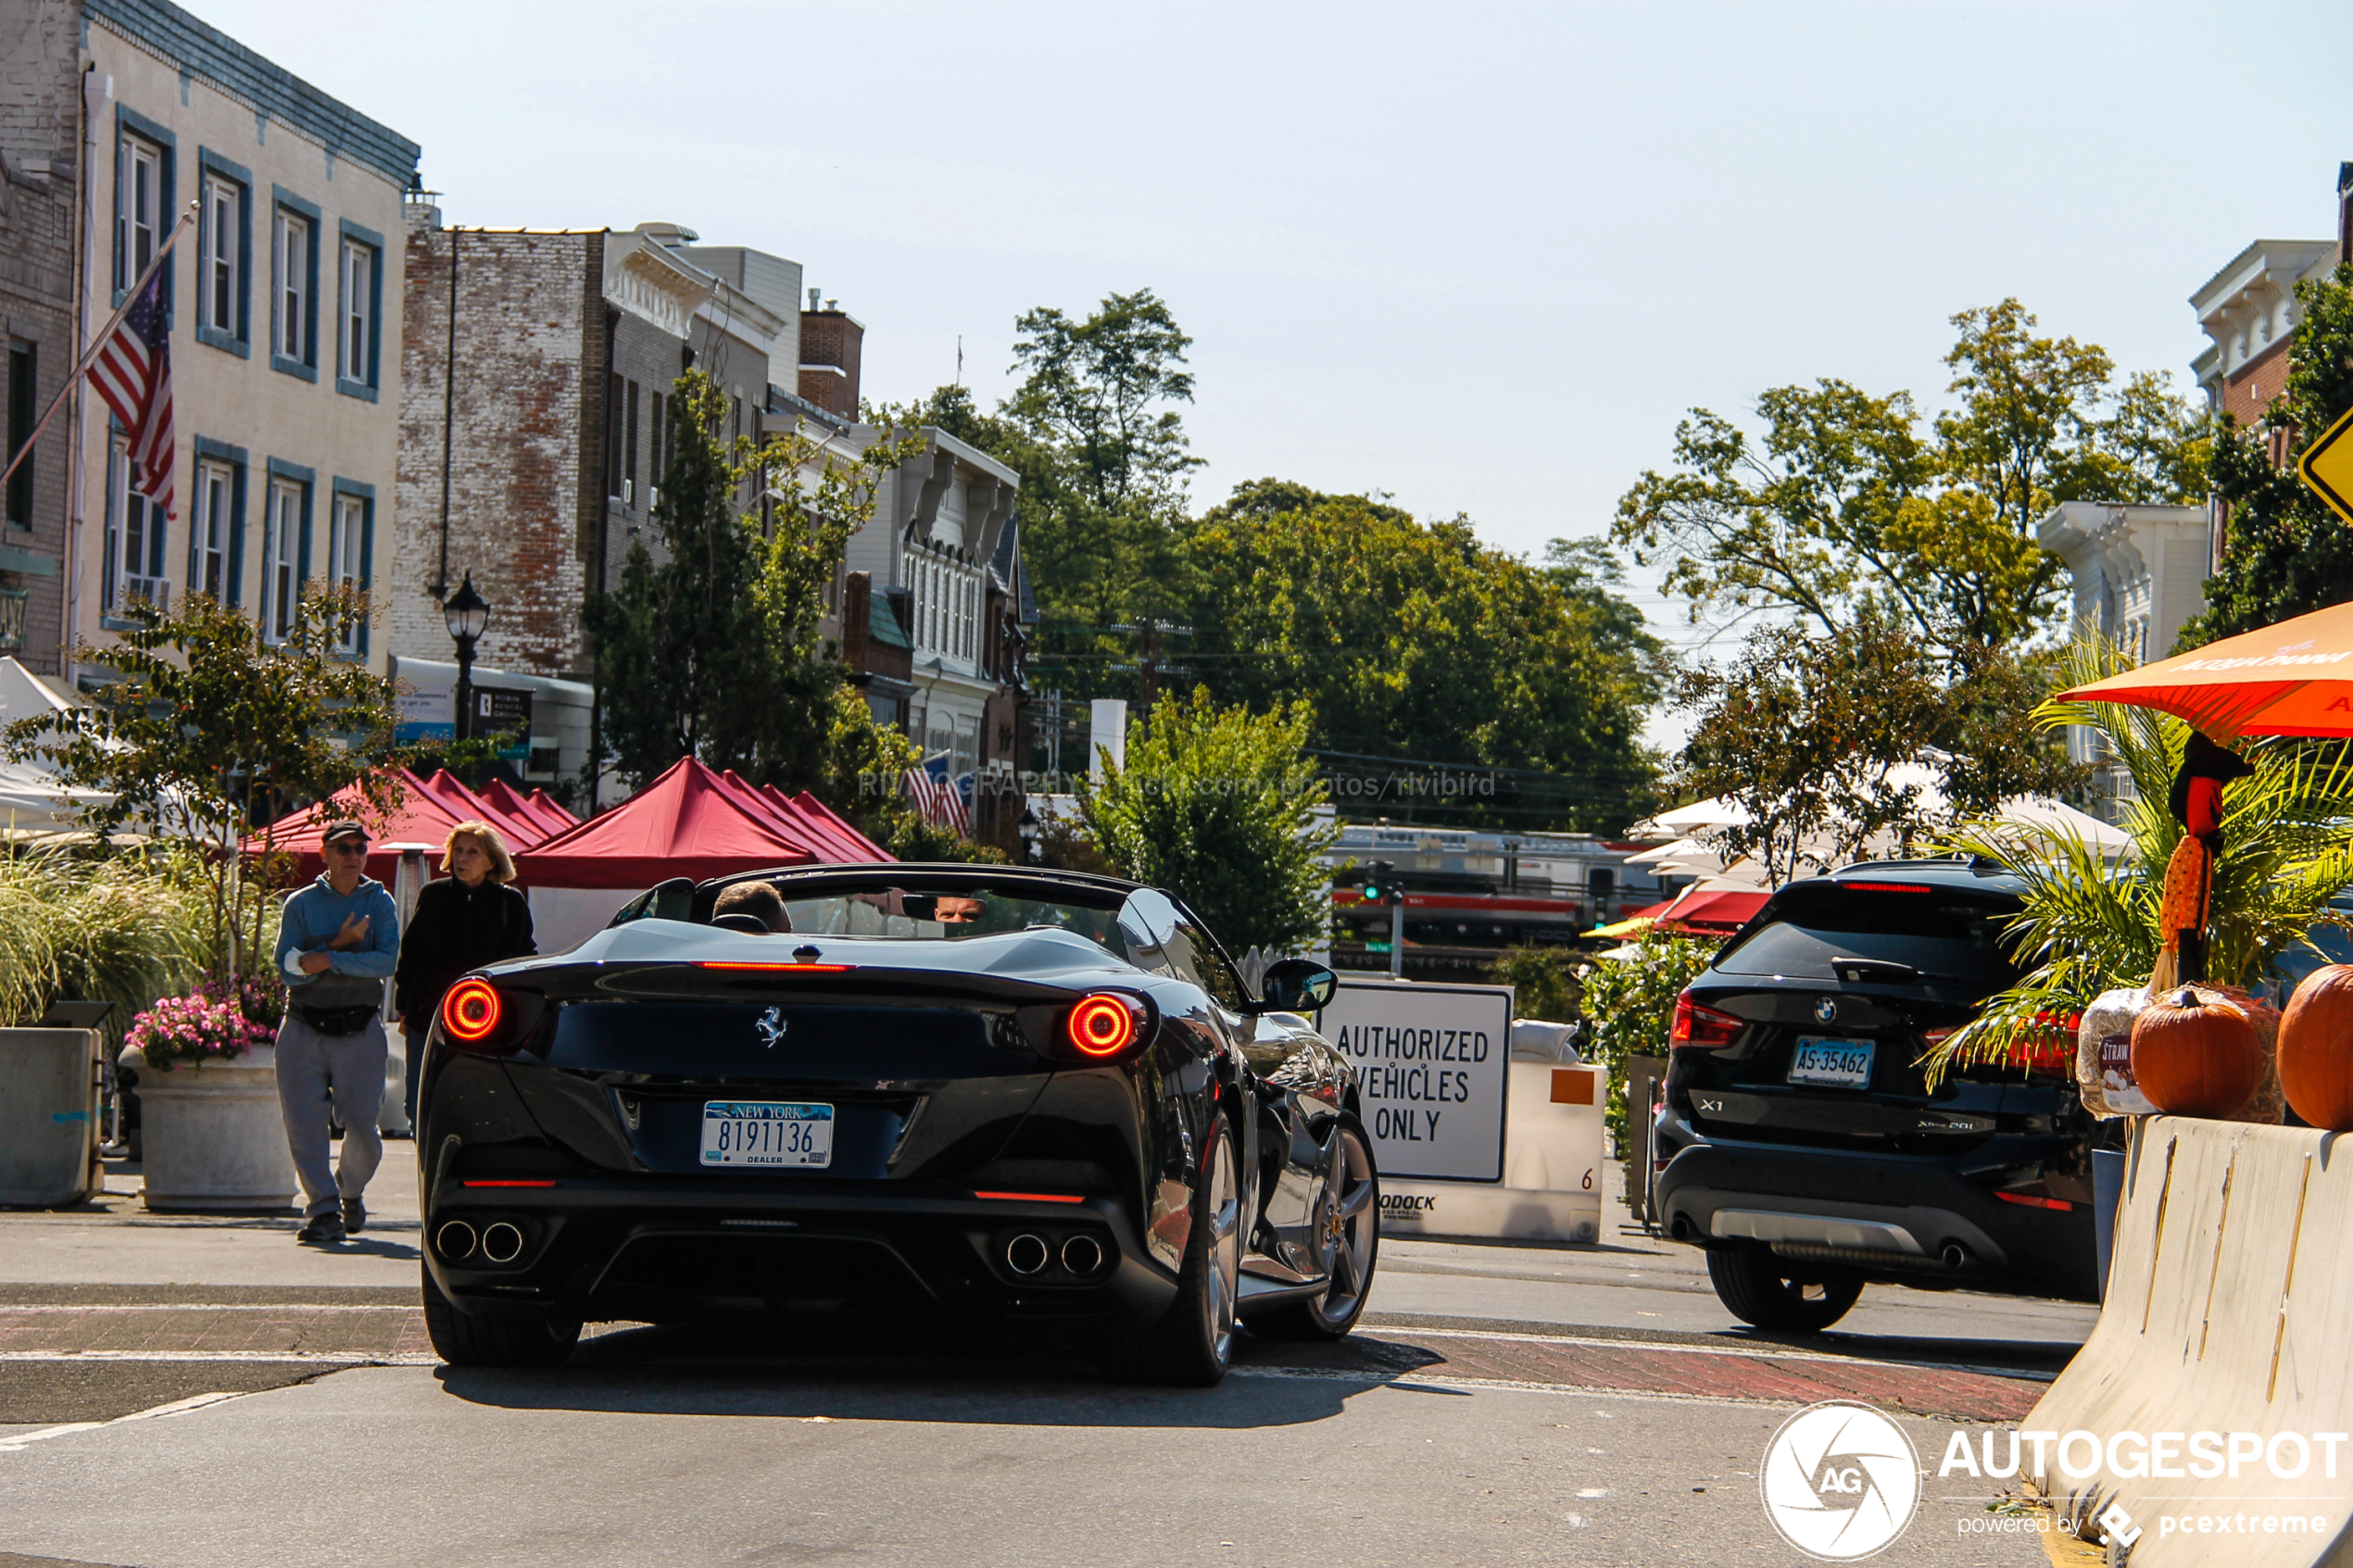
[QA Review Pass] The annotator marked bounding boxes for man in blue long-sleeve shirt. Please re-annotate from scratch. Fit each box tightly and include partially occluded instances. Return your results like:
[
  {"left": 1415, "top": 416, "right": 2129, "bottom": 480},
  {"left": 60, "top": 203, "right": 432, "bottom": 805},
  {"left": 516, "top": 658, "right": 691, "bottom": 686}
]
[{"left": 272, "top": 819, "right": 400, "bottom": 1245}]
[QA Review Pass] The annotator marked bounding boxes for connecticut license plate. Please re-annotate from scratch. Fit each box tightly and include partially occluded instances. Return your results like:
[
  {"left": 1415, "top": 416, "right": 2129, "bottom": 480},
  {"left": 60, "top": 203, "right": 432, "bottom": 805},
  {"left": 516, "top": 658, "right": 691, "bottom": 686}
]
[
  {"left": 1786, "top": 1037, "right": 1875, "bottom": 1088},
  {"left": 699, "top": 1101, "right": 835, "bottom": 1168}
]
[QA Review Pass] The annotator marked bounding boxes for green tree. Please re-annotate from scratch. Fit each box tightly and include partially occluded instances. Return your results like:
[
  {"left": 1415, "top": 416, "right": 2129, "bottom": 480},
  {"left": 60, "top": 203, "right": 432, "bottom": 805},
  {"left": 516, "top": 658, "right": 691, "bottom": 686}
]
[
  {"left": 1178, "top": 481, "right": 1667, "bottom": 832},
  {"left": 1077, "top": 687, "right": 1337, "bottom": 953},
  {"left": 3, "top": 587, "right": 398, "bottom": 981},
  {"left": 892, "top": 290, "right": 1203, "bottom": 699},
  {"left": 2179, "top": 265, "right": 2353, "bottom": 647},
  {"left": 586, "top": 371, "right": 916, "bottom": 793},
  {"left": 1672, "top": 610, "right": 2081, "bottom": 884},
  {"left": 1614, "top": 299, "right": 2208, "bottom": 663}
]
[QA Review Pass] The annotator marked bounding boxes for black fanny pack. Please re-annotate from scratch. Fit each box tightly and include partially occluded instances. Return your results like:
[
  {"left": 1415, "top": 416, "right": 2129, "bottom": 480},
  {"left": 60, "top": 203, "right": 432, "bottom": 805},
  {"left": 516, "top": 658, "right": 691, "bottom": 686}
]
[{"left": 295, "top": 1004, "right": 381, "bottom": 1037}]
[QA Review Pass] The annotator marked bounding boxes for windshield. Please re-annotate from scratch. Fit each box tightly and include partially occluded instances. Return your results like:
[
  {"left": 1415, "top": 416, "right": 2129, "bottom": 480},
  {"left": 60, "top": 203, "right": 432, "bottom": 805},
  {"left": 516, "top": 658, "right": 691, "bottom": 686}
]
[
  {"left": 702, "top": 879, "right": 1141, "bottom": 961},
  {"left": 1713, "top": 882, "right": 2024, "bottom": 988}
]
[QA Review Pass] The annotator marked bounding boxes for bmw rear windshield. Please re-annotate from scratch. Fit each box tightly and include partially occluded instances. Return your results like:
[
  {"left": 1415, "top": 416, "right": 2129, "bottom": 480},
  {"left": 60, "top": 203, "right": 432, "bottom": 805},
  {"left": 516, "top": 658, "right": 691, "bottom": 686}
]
[{"left": 1711, "top": 878, "right": 2026, "bottom": 989}]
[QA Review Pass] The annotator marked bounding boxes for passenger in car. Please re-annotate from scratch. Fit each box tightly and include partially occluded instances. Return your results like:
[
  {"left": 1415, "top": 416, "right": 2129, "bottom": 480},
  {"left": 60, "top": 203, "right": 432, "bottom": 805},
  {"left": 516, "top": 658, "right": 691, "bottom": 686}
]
[{"left": 711, "top": 882, "right": 792, "bottom": 934}]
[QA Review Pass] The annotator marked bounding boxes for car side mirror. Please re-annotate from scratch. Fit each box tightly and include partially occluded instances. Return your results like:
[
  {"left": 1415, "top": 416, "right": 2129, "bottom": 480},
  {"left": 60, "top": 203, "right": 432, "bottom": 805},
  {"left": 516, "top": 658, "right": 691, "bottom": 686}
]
[{"left": 1255, "top": 958, "right": 1338, "bottom": 1014}]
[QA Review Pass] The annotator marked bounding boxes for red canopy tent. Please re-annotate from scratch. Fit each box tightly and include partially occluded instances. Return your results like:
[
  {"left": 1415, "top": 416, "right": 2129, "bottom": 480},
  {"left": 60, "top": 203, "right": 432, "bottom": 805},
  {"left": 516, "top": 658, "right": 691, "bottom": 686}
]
[
  {"left": 480, "top": 778, "right": 580, "bottom": 840},
  {"left": 242, "top": 768, "right": 561, "bottom": 884},
  {"left": 515, "top": 759, "right": 890, "bottom": 951}
]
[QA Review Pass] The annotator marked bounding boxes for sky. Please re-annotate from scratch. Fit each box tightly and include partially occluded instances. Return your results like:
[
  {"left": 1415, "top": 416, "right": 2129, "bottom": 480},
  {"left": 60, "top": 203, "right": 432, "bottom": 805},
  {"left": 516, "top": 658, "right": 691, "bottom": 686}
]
[{"left": 199, "top": 0, "right": 2353, "bottom": 746}]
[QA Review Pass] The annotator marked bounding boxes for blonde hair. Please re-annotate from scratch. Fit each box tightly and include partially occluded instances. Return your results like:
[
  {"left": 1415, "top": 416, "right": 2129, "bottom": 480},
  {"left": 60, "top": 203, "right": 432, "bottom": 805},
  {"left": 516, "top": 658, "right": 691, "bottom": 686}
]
[{"left": 441, "top": 821, "right": 518, "bottom": 884}]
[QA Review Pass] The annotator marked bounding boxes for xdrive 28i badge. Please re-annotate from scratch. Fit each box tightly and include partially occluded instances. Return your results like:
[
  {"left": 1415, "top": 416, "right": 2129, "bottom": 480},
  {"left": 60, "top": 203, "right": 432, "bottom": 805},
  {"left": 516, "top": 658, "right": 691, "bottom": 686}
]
[
  {"left": 755, "top": 1006, "right": 786, "bottom": 1048},
  {"left": 1813, "top": 997, "right": 1840, "bottom": 1025}
]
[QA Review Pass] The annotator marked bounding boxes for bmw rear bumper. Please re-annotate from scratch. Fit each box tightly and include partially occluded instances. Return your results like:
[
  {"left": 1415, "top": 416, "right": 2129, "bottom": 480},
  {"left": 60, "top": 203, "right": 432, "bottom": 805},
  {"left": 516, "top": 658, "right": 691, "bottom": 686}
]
[{"left": 1651, "top": 1111, "right": 2097, "bottom": 1300}]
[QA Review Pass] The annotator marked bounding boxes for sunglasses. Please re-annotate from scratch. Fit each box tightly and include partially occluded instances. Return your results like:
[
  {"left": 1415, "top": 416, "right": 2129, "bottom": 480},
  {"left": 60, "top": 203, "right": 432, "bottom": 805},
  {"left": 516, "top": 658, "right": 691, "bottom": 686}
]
[{"left": 326, "top": 841, "right": 369, "bottom": 855}]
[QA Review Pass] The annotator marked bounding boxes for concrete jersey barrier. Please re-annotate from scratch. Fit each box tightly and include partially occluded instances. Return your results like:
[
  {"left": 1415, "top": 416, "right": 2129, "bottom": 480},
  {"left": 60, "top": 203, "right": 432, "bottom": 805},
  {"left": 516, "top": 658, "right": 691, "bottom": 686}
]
[{"left": 2022, "top": 1115, "right": 2353, "bottom": 1564}]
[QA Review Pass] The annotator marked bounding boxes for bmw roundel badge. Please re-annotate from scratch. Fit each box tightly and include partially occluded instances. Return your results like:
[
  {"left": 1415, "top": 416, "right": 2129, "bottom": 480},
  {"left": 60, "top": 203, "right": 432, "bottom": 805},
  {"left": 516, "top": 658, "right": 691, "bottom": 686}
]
[{"left": 1813, "top": 996, "right": 1838, "bottom": 1025}]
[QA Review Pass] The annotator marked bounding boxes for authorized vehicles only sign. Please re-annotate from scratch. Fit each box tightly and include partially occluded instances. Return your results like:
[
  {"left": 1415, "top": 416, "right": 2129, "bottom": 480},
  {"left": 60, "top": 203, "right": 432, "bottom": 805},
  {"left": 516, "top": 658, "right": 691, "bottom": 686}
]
[{"left": 1318, "top": 978, "right": 1512, "bottom": 1182}]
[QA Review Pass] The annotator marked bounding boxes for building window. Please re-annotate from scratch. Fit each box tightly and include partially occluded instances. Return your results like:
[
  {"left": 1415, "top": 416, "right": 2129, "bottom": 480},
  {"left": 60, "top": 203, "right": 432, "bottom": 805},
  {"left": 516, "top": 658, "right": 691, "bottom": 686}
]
[
  {"left": 260, "top": 475, "right": 306, "bottom": 640},
  {"left": 327, "top": 488, "right": 368, "bottom": 653},
  {"left": 605, "top": 372, "right": 624, "bottom": 500},
  {"left": 624, "top": 381, "right": 639, "bottom": 504},
  {"left": 202, "top": 174, "right": 239, "bottom": 337},
  {"left": 335, "top": 228, "right": 381, "bottom": 397},
  {"left": 192, "top": 458, "right": 232, "bottom": 600},
  {"left": 649, "top": 392, "right": 665, "bottom": 507},
  {"left": 6, "top": 340, "right": 33, "bottom": 530},
  {"left": 270, "top": 192, "right": 321, "bottom": 379},
  {"left": 105, "top": 433, "right": 166, "bottom": 615},
  {"left": 276, "top": 211, "right": 308, "bottom": 359},
  {"left": 117, "top": 133, "right": 163, "bottom": 288}
]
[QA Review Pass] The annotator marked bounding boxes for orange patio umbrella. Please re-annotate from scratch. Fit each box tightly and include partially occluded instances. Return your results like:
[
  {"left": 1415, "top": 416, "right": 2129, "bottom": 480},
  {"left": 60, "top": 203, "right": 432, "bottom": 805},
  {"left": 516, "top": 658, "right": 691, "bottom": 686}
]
[{"left": 2055, "top": 598, "right": 2353, "bottom": 740}]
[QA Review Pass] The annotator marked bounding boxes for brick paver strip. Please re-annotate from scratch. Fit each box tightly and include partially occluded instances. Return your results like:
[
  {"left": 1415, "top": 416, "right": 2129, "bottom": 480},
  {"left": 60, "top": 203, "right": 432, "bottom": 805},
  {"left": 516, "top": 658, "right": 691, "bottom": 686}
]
[{"left": 0, "top": 1307, "right": 2045, "bottom": 1417}]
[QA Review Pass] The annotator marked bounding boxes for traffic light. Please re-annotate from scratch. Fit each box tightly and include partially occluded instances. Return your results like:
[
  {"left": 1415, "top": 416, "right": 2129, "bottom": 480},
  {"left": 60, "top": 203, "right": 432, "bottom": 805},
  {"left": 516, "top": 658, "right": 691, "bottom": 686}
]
[{"left": 1362, "top": 859, "right": 1396, "bottom": 904}]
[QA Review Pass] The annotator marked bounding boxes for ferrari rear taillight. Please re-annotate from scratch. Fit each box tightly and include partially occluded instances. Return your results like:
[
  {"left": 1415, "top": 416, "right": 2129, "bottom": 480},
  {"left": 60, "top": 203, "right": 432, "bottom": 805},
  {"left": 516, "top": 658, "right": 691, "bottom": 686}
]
[
  {"left": 1669, "top": 990, "right": 1743, "bottom": 1049},
  {"left": 442, "top": 978, "right": 502, "bottom": 1043},
  {"left": 1066, "top": 993, "right": 1145, "bottom": 1058},
  {"left": 437, "top": 977, "right": 541, "bottom": 1056}
]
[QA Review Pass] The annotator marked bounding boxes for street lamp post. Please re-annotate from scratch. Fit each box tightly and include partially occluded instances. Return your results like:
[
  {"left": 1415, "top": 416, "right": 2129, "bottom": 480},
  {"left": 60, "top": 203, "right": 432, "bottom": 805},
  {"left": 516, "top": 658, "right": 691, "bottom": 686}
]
[{"left": 443, "top": 571, "right": 490, "bottom": 742}]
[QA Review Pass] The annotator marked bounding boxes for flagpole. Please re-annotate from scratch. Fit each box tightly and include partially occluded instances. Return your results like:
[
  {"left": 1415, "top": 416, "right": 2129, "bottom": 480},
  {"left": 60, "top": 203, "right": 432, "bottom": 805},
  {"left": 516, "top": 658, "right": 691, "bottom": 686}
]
[{"left": 0, "top": 198, "right": 195, "bottom": 496}]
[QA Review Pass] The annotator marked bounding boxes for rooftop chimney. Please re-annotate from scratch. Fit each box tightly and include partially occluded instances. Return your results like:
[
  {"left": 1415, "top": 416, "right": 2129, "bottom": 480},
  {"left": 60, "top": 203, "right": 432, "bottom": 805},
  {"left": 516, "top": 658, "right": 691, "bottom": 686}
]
[{"left": 799, "top": 295, "right": 864, "bottom": 419}]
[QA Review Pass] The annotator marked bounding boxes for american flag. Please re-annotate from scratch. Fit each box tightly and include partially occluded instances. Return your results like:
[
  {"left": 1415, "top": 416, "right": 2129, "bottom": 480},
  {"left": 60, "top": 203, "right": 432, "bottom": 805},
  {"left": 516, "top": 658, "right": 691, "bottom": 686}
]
[
  {"left": 87, "top": 264, "right": 174, "bottom": 520},
  {"left": 904, "top": 752, "right": 971, "bottom": 836}
]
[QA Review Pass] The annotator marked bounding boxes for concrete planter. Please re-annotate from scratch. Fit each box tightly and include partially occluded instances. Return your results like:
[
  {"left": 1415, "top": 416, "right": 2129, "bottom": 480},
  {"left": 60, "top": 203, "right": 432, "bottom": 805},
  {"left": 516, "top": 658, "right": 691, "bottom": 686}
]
[
  {"left": 120, "top": 1044, "right": 296, "bottom": 1212},
  {"left": 0, "top": 1028, "right": 103, "bottom": 1207}
]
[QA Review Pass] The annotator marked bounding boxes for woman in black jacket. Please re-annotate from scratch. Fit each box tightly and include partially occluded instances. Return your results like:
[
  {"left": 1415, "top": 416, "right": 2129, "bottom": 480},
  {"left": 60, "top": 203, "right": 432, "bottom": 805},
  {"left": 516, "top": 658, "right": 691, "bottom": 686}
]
[{"left": 394, "top": 821, "right": 535, "bottom": 1128}]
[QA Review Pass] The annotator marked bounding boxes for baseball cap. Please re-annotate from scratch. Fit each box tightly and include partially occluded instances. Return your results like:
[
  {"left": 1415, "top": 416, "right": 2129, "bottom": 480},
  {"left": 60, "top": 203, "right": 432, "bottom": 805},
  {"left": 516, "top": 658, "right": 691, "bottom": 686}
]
[{"left": 321, "top": 821, "right": 370, "bottom": 847}]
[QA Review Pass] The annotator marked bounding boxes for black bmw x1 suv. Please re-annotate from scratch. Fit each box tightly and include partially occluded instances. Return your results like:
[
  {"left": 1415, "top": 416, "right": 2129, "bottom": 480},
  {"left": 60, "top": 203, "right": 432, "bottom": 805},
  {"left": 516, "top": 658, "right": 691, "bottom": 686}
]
[{"left": 1650, "top": 859, "right": 2097, "bottom": 1333}]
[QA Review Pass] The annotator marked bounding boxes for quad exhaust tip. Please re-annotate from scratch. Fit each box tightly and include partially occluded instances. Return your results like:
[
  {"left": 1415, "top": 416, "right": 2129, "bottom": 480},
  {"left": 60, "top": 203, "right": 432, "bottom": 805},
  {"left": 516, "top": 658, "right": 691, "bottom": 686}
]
[
  {"left": 481, "top": 1222, "right": 525, "bottom": 1264},
  {"left": 1005, "top": 1234, "right": 1050, "bottom": 1275},
  {"left": 435, "top": 1220, "right": 478, "bottom": 1261},
  {"left": 1061, "top": 1235, "right": 1105, "bottom": 1275}
]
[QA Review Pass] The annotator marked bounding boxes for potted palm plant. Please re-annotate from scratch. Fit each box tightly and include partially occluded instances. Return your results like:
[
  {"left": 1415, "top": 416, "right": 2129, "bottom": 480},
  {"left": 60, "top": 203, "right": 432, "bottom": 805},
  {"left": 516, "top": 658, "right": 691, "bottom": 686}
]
[{"left": 1924, "top": 642, "right": 2353, "bottom": 1113}]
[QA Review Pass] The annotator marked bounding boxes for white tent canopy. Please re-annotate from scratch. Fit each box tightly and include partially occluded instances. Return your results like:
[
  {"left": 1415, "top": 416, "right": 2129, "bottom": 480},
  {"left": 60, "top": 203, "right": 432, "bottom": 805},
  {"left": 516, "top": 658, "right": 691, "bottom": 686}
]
[{"left": 0, "top": 656, "right": 107, "bottom": 833}]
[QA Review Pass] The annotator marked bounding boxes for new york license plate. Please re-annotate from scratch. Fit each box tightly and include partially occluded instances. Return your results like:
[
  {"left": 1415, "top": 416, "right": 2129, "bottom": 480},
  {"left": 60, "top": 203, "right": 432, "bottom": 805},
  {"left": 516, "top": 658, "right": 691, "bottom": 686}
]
[
  {"left": 1786, "top": 1037, "right": 1875, "bottom": 1088},
  {"left": 700, "top": 1101, "right": 835, "bottom": 1168}
]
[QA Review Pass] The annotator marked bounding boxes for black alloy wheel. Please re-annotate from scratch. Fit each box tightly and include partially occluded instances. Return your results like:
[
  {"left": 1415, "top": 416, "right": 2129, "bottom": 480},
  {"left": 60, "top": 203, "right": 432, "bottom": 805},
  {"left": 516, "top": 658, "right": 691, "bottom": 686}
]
[
  {"left": 1252, "top": 1116, "right": 1379, "bottom": 1342},
  {"left": 422, "top": 1261, "right": 584, "bottom": 1368},
  {"left": 1107, "top": 1108, "right": 1241, "bottom": 1387},
  {"left": 1705, "top": 1242, "right": 1864, "bottom": 1334}
]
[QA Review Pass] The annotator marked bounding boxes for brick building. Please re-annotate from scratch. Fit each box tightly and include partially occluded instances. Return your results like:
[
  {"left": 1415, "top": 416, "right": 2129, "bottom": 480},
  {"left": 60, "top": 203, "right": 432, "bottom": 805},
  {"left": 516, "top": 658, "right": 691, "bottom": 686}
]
[
  {"left": 393, "top": 209, "right": 787, "bottom": 797},
  {"left": 0, "top": 0, "right": 416, "bottom": 681},
  {"left": 0, "top": 0, "right": 83, "bottom": 670}
]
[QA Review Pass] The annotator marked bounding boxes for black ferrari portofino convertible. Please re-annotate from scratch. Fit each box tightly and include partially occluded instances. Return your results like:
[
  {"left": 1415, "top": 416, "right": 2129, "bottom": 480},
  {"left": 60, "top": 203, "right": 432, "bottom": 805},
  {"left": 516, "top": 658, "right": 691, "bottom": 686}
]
[{"left": 414, "top": 864, "right": 1378, "bottom": 1386}]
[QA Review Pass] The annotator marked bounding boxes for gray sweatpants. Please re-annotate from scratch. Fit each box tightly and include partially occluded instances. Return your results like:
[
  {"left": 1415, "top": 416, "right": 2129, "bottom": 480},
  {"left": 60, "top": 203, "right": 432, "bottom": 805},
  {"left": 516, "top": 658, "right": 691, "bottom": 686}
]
[{"left": 274, "top": 1012, "right": 386, "bottom": 1219}]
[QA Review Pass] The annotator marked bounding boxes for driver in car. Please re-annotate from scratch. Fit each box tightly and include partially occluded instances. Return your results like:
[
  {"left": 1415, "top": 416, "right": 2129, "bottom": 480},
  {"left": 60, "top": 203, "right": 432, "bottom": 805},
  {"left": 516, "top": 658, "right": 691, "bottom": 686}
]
[{"left": 935, "top": 895, "right": 986, "bottom": 935}]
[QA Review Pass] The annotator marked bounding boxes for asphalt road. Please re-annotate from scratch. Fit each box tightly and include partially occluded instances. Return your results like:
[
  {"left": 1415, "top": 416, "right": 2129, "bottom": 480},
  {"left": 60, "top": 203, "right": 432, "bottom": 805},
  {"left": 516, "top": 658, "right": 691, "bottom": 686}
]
[{"left": 0, "top": 1158, "right": 2087, "bottom": 1566}]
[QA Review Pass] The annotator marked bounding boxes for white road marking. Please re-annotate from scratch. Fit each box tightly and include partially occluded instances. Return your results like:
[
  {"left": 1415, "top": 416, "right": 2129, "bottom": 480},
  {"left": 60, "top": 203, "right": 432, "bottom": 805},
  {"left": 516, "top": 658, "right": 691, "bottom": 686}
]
[
  {"left": 1368, "top": 1324, "right": 2058, "bottom": 1383},
  {"left": 0, "top": 1391, "right": 252, "bottom": 1452}
]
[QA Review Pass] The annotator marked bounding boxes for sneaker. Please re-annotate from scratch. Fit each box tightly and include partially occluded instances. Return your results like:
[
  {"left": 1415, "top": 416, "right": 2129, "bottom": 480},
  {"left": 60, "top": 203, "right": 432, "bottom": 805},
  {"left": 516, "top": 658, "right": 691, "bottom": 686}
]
[
  {"left": 296, "top": 1211, "right": 346, "bottom": 1246},
  {"left": 342, "top": 1198, "right": 367, "bottom": 1235}
]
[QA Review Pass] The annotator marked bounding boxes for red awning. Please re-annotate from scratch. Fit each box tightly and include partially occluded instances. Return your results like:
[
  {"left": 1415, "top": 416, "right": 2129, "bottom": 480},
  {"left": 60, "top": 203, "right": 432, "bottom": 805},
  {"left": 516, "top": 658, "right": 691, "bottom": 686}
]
[
  {"left": 480, "top": 777, "right": 580, "bottom": 838},
  {"left": 242, "top": 769, "right": 560, "bottom": 884},
  {"left": 1653, "top": 888, "right": 1768, "bottom": 931},
  {"left": 514, "top": 758, "right": 890, "bottom": 889}
]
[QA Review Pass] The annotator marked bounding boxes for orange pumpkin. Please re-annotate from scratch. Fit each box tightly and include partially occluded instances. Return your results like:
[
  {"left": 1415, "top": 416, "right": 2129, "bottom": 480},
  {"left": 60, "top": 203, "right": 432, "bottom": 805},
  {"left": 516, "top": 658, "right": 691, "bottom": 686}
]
[
  {"left": 2279, "top": 965, "right": 2353, "bottom": 1130},
  {"left": 2131, "top": 985, "right": 2264, "bottom": 1118}
]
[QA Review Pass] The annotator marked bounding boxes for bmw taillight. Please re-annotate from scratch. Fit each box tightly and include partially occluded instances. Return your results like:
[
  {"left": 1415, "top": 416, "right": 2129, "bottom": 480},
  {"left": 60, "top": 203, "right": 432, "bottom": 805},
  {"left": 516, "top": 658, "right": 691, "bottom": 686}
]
[
  {"left": 437, "top": 977, "right": 542, "bottom": 1056},
  {"left": 1063, "top": 992, "right": 1150, "bottom": 1060},
  {"left": 1669, "top": 989, "right": 1743, "bottom": 1049}
]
